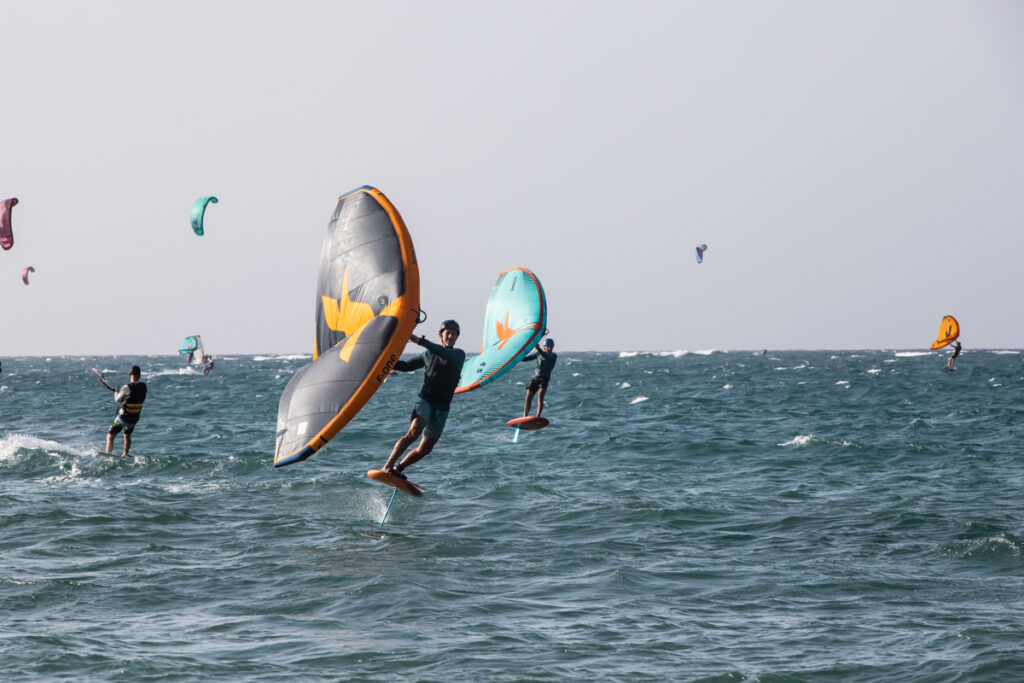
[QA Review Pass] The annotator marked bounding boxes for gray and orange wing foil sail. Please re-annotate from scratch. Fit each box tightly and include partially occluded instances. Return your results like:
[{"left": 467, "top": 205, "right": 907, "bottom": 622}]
[{"left": 274, "top": 186, "right": 419, "bottom": 467}]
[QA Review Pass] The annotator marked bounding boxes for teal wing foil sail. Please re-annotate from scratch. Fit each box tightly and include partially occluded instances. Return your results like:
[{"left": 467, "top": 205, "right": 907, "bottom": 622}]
[
  {"left": 178, "top": 335, "right": 201, "bottom": 356},
  {"left": 179, "top": 335, "right": 205, "bottom": 364},
  {"left": 455, "top": 267, "right": 547, "bottom": 394},
  {"left": 274, "top": 186, "right": 420, "bottom": 468},
  {"left": 191, "top": 196, "right": 218, "bottom": 236}
]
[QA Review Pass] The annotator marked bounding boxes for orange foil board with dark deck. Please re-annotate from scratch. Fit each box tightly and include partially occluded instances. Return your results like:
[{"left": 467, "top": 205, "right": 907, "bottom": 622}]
[
  {"left": 506, "top": 416, "right": 549, "bottom": 431},
  {"left": 367, "top": 469, "right": 424, "bottom": 497}
]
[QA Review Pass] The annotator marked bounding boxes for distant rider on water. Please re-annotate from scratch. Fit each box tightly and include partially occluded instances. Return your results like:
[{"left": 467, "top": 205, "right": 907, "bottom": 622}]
[
  {"left": 521, "top": 338, "right": 557, "bottom": 417},
  {"left": 946, "top": 340, "right": 962, "bottom": 370},
  {"left": 105, "top": 365, "right": 147, "bottom": 457}
]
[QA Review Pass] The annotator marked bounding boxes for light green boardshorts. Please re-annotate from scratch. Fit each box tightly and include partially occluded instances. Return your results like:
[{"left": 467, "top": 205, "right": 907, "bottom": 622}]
[{"left": 412, "top": 398, "right": 449, "bottom": 439}]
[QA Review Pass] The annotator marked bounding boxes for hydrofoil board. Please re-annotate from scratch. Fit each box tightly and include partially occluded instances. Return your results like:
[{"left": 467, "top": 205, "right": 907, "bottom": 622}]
[
  {"left": 507, "top": 416, "right": 549, "bottom": 431},
  {"left": 367, "top": 469, "right": 424, "bottom": 497}
]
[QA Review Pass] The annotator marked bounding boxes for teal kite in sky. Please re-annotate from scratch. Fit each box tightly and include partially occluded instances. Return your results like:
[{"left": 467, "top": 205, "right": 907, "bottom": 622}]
[{"left": 191, "top": 196, "right": 218, "bottom": 236}]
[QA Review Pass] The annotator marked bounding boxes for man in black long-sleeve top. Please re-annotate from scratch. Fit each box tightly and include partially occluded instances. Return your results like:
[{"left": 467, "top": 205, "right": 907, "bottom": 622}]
[{"left": 382, "top": 319, "right": 466, "bottom": 478}]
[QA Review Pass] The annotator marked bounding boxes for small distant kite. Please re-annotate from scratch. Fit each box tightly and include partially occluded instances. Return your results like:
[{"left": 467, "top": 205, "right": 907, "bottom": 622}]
[
  {"left": 695, "top": 244, "right": 707, "bottom": 263},
  {"left": 191, "top": 196, "right": 218, "bottom": 236},
  {"left": 21, "top": 265, "right": 34, "bottom": 285},
  {"left": 1, "top": 198, "right": 18, "bottom": 251}
]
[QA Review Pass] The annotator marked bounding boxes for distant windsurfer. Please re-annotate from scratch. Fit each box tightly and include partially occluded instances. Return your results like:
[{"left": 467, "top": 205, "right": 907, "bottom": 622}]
[
  {"left": 946, "top": 340, "right": 962, "bottom": 370},
  {"left": 521, "top": 338, "right": 557, "bottom": 417},
  {"left": 382, "top": 320, "right": 466, "bottom": 479},
  {"left": 105, "top": 365, "right": 148, "bottom": 457}
]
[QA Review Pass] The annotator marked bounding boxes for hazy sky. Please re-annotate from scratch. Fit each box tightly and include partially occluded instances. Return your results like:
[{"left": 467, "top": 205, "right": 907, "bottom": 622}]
[{"left": 2, "top": 1, "right": 1022, "bottom": 355}]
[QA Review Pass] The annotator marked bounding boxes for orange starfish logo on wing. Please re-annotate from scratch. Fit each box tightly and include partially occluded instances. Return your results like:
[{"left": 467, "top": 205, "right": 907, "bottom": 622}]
[
  {"left": 495, "top": 311, "right": 538, "bottom": 350},
  {"left": 321, "top": 267, "right": 375, "bottom": 361}
]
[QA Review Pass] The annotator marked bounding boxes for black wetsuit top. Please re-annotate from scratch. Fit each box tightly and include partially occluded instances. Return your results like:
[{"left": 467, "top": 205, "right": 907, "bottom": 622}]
[
  {"left": 951, "top": 342, "right": 962, "bottom": 359},
  {"left": 394, "top": 337, "right": 466, "bottom": 410},
  {"left": 522, "top": 345, "right": 557, "bottom": 379},
  {"left": 114, "top": 381, "right": 148, "bottom": 425}
]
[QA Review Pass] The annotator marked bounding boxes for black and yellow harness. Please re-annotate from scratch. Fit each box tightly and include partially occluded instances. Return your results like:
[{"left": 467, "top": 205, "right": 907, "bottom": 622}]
[{"left": 117, "top": 381, "right": 148, "bottom": 424}]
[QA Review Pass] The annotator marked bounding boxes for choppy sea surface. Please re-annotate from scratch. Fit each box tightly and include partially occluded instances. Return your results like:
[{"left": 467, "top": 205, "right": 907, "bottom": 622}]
[{"left": 1, "top": 350, "right": 1022, "bottom": 681}]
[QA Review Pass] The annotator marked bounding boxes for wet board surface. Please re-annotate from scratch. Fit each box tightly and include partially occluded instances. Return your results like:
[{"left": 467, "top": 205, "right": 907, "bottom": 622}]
[
  {"left": 367, "top": 469, "right": 424, "bottom": 497},
  {"left": 506, "top": 416, "right": 549, "bottom": 431}
]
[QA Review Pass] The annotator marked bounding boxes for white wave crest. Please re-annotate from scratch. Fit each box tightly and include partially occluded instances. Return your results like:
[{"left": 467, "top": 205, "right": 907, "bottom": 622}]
[
  {"left": 894, "top": 351, "right": 933, "bottom": 357},
  {"left": 618, "top": 350, "right": 713, "bottom": 358},
  {"left": 779, "top": 434, "right": 817, "bottom": 447},
  {"left": 630, "top": 396, "right": 649, "bottom": 404},
  {"left": 0, "top": 433, "right": 94, "bottom": 463},
  {"left": 146, "top": 367, "right": 205, "bottom": 378}
]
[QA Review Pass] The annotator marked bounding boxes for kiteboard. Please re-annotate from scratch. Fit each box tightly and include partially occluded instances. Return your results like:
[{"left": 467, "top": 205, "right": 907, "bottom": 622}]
[
  {"left": 367, "top": 469, "right": 423, "bottom": 497},
  {"left": 95, "top": 448, "right": 134, "bottom": 459},
  {"left": 507, "top": 416, "right": 549, "bottom": 431}
]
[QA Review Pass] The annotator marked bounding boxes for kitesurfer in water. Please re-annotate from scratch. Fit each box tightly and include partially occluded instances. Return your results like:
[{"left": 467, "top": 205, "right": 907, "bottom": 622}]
[
  {"left": 382, "top": 319, "right": 466, "bottom": 478},
  {"left": 521, "top": 338, "right": 557, "bottom": 417},
  {"left": 946, "top": 340, "right": 962, "bottom": 370},
  {"left": 105, "top": 365, "right": 148, "bottom": 457}
]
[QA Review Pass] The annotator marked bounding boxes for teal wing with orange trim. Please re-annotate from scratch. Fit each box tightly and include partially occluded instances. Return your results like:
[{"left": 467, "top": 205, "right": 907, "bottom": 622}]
[{"left": 455, "top": 267, "right": 547, "bottom": 394}]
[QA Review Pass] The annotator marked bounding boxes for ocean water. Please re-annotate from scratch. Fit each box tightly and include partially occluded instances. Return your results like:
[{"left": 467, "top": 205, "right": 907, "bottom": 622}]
[{"left": 1, "top": 350, "right": 1022, "bottom": 681}]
